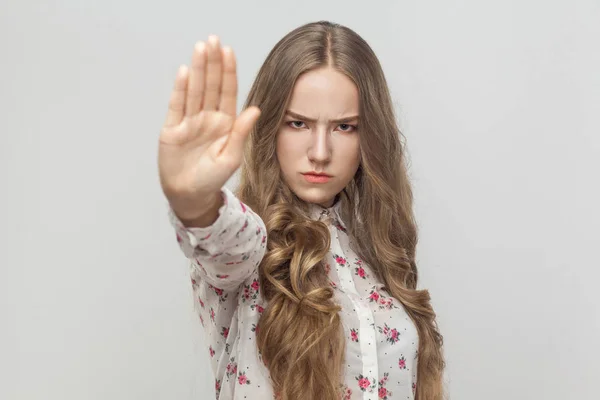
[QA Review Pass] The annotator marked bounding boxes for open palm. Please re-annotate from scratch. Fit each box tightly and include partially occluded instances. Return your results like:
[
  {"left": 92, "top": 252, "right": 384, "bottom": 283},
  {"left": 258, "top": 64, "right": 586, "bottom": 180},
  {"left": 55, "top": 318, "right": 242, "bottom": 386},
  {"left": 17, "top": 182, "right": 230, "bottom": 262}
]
[{"left": 158, "top": 35, "right": 260, "bottom": 219}]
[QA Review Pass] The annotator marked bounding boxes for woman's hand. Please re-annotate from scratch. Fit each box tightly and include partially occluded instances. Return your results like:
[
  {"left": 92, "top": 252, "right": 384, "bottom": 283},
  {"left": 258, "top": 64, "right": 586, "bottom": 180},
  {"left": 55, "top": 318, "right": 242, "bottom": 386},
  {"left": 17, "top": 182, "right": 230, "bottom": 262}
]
[{"left": 158, "top": 35, "right": 260, "bottom": 222}]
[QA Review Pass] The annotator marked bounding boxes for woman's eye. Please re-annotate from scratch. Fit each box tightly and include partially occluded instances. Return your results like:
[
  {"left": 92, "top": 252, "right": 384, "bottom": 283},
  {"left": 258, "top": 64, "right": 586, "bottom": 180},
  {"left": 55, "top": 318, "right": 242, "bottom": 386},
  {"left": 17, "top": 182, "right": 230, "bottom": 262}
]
[
  {"left": 286, "top": 121, "right": 357, "bottom": 131},
  {"left": 338, "top": 124, "right": 357, "bottom": 132},
  {"left": 288, "top": 121, "right": 306, "bottom": 129}
]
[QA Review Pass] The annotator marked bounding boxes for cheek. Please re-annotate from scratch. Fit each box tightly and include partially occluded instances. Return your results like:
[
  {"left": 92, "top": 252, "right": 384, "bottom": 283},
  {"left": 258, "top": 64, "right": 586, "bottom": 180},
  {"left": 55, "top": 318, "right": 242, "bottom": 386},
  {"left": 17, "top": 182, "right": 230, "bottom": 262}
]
[
  {"left": 343, "top": 142, "right": 361, "bottom": 182},
  {"left": 342, "top": 137, "right": 361, "bottom": 167},
  {"left": 276, "top": 132, "right": 298, "bottom": 172}
]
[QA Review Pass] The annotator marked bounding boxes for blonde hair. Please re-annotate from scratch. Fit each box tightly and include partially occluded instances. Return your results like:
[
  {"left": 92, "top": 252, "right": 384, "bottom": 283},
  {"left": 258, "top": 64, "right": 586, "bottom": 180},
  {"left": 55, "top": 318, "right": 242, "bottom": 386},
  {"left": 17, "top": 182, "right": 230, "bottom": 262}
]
[{"left": 237, "top": 21, "right": 445, "bottom": 400}]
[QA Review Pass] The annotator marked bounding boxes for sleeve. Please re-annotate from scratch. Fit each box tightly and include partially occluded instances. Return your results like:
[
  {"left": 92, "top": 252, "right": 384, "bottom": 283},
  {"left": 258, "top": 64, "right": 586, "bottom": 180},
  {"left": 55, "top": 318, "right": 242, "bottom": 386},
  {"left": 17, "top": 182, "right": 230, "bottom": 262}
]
[
  {"left": 168, "top": 187, "right": 268, "bottom": 291},
  {"left": 169, "top": 188, "right": 267, "bottom": 376}
]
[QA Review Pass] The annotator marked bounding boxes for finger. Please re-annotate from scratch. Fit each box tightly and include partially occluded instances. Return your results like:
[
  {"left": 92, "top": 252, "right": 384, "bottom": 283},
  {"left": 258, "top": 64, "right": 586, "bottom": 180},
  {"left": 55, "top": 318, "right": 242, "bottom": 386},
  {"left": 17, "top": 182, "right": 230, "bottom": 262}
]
[
  {"left": 218, "top": 47, "right": 237, "bottom": 116},
  {"left": 165, "top": 65, "right": 189, "bottom": 127},
  {"left": 220, "top": 107, "right": 261, "bottom": 160},
  {"left": 203, "top": 35, "right": 223, "bottom": 111},
  {"left": 185, "top": 41, "right": 207, "bottom": 117}
]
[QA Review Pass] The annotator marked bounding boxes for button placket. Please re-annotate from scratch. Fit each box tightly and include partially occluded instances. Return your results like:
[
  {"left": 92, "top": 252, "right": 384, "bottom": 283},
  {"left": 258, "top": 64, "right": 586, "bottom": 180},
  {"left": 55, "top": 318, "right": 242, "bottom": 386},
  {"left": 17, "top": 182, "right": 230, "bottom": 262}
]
[{"left": 330, "top": 229, "right": 379, "bottom": 400}]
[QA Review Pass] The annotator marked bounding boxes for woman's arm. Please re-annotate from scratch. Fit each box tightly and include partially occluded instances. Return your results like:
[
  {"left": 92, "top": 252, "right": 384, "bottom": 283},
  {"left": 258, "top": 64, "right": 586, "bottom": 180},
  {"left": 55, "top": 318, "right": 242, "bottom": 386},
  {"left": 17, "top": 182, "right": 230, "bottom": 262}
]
[{"left": 169, "top": 186, "right": 267, "bottom": 290}]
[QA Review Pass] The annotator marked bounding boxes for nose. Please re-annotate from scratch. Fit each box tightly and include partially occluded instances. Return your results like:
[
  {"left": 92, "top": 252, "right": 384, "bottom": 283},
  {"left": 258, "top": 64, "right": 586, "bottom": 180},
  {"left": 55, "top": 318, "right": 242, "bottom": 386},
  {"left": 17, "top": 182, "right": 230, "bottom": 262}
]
[{"left": 307, "top": 127, "right": 332, "bottom": 165}]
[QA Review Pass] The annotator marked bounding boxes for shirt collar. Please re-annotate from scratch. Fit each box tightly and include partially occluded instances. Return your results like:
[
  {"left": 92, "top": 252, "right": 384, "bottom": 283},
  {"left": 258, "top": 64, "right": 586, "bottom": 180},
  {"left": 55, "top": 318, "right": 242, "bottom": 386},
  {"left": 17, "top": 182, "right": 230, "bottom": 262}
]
[{"left": 308, "top": 200, "right": 347, "bottom": 231}]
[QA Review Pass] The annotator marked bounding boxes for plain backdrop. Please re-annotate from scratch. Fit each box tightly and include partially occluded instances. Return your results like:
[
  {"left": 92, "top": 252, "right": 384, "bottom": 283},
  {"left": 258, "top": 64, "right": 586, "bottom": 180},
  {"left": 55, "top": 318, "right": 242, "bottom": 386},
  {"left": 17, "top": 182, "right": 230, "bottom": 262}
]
[{"left": 2, "top": 1, "right": 599, "bottom": 399}]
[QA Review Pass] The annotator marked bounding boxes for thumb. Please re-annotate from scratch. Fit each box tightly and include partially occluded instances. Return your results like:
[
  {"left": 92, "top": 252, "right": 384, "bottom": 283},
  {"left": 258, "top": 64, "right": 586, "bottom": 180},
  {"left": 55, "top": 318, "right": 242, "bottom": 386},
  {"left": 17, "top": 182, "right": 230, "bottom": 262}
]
[{"left": 221, "top": 106, "right": 261, "bottom": 159}]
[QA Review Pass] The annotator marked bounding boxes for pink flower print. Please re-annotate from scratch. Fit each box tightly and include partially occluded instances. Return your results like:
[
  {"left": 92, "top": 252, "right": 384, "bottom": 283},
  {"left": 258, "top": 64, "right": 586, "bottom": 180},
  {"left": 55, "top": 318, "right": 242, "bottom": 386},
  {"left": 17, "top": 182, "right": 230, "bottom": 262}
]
[
  {"left": 200, "top": 232, "right": 211, "bottom": 241},
  {"left": 261, "top": 235, "right": 266, "bottom": 244},
  {"left": 194, "top": 259, "right": 205, "bottom": 272},
  {"left": 369, "top": 290, "right": 380, "bottom": 303},
  {"left": 329, "top": 280, "right": 337, "bottom": 288},
  {"left": 225, "top": 358, "right": 238, "bottom": 379},
  {"left": 240, "top": 201, "right": 247, "bottom": 213},
  {"left": 398, "top": 356, "right": 407, "bottom": 369},
  {"left": 199, "top": 315, "right": 204, "bottom": 327},
  {"left": 198, "top": 297, "right": 205, "bottom": 308},
  {"left": 251, "top": 304, "right": 265, "bottom": 314},
  {"left": 355, "top": 266, "right": 367, "bottom": 279},
  {"left": 378, "top": 387, "right": 390, "bottom": 399},
  {"left": 355, "top": 374, "right": 376, "bottom": 392},
  {"left": 215, "top": 379, "right": 221, "bottom": 395},
  {"left": 334, "top": 255, "right": 347, "bottom": 266},
  {"left": 176, "top": 233, "right": 182, "bottom": 243},
  {"left": 378, "top": 372, "right": 389, "bottom": 385},
  {"left": 238, "top": 371, "right": 251, "bottom": 385},
  {"left": 209, "top": 307, "right": 215, "bottom": 322},
  {"left": 377, "top": 297, "right": 395, "bottom": 310},
  {"left": 358, "top": 377, "right": 370, "bottom": 390},
  {"left": 378, "top": 323, "right": 401, "bottom": 344},
  {"left": 208, "top": 284, "right": 228, "bottom": 303},
  {"left": 350, "top": 328, "right": 359, "bottom": 343},
  {"left": 377, "top": 373, "right": 392, "bottom": 399},
  {"left": 209, "top": 346, "right": 215, "bottom": 358},
  {"left": 236, "top": 219, "right": 249, "bottom": 237},
  {"left": 369, "top": 288, "right": 397, "bottom": 310},
  {"left": 341, "top": 385, "right": 352, "bottom": 400},
  {"left": 191, "top": 278, "right": 200, "bottom": 289},
  {"left": 334, "top": 222, "right": 347, "bottom": 232},
  {"left": 412, "top": 382, "right": 417, "bottom": 394},
  {"left": 221, "top": 327, "right": 230, "bottom": 338},
  {"left": 241, "top": 280, "right": 259, "bottom": 303}
]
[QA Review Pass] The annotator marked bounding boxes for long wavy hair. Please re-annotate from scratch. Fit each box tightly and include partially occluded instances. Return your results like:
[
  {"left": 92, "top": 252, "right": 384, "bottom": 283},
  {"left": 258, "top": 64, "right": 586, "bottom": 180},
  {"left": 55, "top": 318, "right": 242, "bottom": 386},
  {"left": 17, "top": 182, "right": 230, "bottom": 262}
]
[{"left": 237, "top": 21, "right": 445, "bottom": 400}]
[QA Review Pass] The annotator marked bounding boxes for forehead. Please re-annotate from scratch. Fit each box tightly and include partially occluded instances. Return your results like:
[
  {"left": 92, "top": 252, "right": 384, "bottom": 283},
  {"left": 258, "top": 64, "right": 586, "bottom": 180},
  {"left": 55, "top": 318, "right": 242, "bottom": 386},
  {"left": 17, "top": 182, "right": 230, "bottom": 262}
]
[{"left": 287, "top": 67, "right": 359, "bottom": 117}]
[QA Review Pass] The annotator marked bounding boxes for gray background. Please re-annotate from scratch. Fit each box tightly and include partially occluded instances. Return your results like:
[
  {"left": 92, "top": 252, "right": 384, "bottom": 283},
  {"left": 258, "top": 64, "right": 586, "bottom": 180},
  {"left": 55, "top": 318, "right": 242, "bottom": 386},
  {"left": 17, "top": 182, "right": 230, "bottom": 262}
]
[{"left": 2, "top": 0, "right": 599, "bottom": 399}]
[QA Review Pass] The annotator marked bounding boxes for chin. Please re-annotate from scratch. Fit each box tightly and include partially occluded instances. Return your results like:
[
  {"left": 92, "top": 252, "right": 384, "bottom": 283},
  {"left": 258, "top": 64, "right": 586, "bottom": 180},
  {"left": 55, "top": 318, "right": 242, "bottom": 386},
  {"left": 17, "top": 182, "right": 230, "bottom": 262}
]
[{"left": 294, "top": 187, "right": 338, "bottom": 208}]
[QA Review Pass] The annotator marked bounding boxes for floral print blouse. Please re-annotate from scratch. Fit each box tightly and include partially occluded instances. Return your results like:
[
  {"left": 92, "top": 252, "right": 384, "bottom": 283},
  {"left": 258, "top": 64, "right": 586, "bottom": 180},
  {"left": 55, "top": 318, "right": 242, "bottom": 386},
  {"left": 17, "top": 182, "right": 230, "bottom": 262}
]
[{"left": 169, "top": 188, "right": 419, "bottom": 400}]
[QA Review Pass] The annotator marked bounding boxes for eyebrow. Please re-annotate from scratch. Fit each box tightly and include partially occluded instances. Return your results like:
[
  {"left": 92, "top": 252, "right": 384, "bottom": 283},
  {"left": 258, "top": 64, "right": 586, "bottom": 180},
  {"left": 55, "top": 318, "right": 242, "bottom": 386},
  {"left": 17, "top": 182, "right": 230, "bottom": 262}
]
[{"left": 285, "top": 110, "right": 359, "bottom": 124}]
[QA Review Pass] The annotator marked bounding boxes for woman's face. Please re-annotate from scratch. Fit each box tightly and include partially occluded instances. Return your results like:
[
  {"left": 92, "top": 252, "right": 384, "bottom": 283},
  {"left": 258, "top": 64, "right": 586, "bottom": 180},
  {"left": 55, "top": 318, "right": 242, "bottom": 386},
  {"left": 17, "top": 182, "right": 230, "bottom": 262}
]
[{"left": 276, "top": 67, "right": 361, "bottom": 208}]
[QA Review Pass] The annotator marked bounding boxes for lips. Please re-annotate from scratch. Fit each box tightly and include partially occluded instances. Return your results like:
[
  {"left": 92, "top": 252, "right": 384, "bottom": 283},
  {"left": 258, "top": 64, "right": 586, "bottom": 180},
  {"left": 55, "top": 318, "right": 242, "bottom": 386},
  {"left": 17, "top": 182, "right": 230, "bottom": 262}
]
[
  {"left": 302, "top": 172, "right": 332, "bottom": 183},
  {"left": 302, "top": 171, "right": 332, "bottom": 177}
]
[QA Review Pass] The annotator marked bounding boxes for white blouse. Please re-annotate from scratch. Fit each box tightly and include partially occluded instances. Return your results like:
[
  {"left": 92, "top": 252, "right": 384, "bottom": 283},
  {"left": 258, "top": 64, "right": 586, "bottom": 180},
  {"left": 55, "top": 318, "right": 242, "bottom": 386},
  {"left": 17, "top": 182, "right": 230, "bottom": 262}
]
[{"left": 169, "top": 187, "right": 419, "bottom": 400}]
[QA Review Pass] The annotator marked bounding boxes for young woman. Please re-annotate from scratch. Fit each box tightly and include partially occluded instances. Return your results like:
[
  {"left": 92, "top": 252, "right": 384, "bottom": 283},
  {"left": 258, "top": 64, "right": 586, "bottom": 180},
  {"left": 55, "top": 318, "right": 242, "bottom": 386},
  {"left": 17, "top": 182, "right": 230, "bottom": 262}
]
[{"left": 158, "top": 21, "right": 444, "bottom": 400}]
